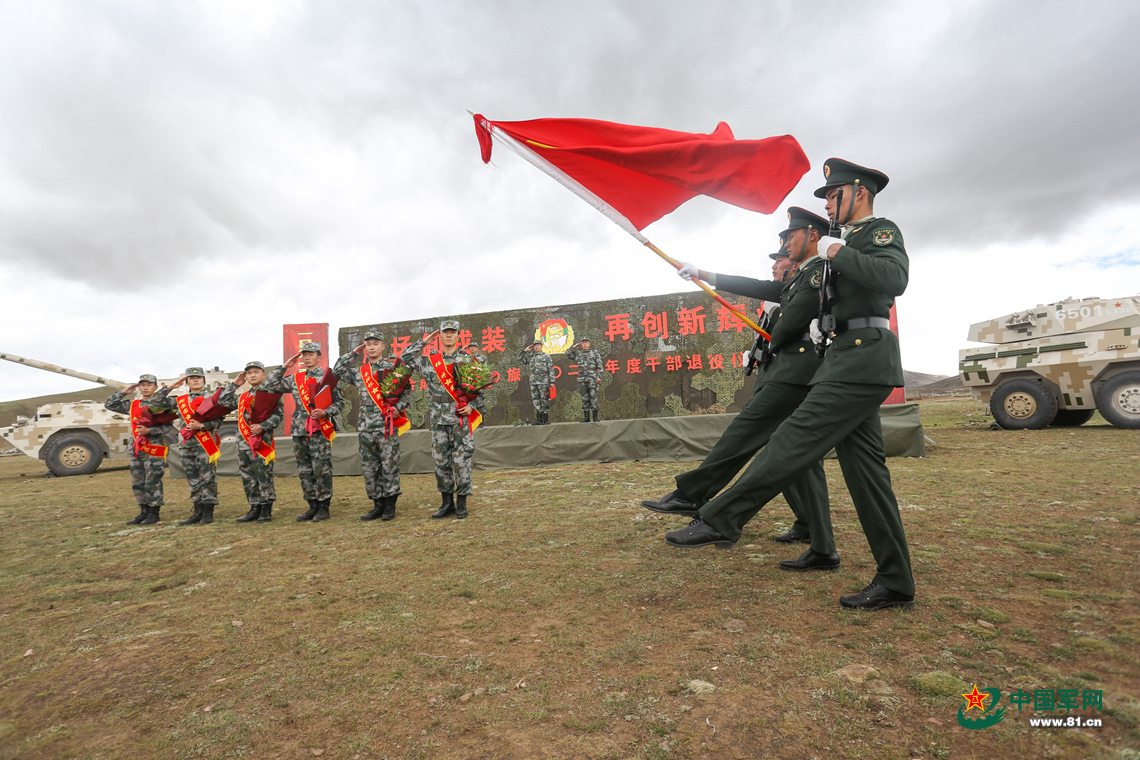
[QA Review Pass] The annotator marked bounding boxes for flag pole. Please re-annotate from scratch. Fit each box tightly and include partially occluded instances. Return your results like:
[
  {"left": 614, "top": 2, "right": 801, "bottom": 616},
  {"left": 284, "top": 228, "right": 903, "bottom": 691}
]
[{"left": 641, "top": 240, "right": 768, "bottom": 336}]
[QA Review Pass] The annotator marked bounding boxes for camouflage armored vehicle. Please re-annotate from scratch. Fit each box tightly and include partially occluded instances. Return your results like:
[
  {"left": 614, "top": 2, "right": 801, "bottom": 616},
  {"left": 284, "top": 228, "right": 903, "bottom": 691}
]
[
  {"left": 0, "top": 353, "right": 238, "bottom": 476},
  {"left": 959, "top": 296, "right": 1140, "bottom": 429}
]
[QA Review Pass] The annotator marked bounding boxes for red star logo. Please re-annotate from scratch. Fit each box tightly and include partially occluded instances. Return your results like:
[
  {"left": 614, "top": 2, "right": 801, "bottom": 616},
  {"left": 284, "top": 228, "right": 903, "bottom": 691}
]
[
  {"left": 961, "top": 684, "right": 989, "bottom": 712},
  {"left": 1116, "top": 303, "right": 1122, "bottom": 308}
]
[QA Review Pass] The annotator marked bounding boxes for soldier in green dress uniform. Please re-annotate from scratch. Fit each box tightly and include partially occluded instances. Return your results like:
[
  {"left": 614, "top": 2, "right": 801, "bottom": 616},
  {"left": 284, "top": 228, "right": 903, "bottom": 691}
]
[
  {"left": 642, "top": 207, "right": 837, "bottom": 569},
  {"left": 663, "top": 159, "right": 916, "bottom": 610}
]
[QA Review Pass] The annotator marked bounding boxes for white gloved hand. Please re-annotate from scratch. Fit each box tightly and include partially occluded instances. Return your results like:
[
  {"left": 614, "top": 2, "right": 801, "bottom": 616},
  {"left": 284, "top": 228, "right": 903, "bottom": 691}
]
[
  {"left": 815, "top": 235, "right": 844, "bottom": 260},
  {"left": 677, "top": 261, "right": 700, "bottom": 281},
  {"left": 742, "top": 349, "right": 751, "bottom": 366},
  {"left": 810, "top": 318, "right": 824, "bottom": 344}
]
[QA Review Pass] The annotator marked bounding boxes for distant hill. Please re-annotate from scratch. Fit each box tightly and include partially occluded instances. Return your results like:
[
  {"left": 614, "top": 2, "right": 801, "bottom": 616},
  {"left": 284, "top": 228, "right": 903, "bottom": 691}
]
[
  {"left": 917, "top": 375, "right": 967, "bottom": 393},
  {"left": 903, "top": 370, "right": 950, "bottom": 389},
  {"left": 0, "top": 387, "right": 117, "bottom": 427}
]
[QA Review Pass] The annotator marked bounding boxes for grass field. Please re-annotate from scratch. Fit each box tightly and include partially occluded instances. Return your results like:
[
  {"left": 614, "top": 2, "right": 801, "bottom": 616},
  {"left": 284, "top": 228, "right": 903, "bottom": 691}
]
[{"left": 1, "top": 397, "right": 1137, "bottom": 759}]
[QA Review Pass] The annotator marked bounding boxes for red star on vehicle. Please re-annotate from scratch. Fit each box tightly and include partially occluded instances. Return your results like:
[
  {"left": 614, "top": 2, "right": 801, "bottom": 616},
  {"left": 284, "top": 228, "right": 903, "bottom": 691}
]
[
  {"left": 961, "top": 684, "right": 989, "bottom": 712},
  {"left": 1115, "top": 302, "right": 1122, "bottom": 308}
]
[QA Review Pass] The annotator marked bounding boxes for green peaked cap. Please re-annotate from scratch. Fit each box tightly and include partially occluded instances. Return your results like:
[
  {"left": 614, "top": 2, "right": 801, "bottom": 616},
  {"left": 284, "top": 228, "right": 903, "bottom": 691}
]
[{"left": 814, "top": 158, "right": 889, "bottom": 198}]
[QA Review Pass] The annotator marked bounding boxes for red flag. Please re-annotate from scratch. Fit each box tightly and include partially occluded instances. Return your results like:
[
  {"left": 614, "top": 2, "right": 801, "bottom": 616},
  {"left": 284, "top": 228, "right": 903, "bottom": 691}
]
[{"left": 474, "top": 116, "right": 809, "bottom": 230}]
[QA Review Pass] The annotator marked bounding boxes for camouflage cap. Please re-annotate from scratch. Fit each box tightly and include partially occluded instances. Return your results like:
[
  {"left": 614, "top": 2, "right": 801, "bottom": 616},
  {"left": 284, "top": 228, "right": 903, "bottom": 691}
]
[
  {"left": 532, "top": 339, "right": 543, "bottom": 346},
  {"left": 300, "top": 341, "right": 322, "bottom": 353},
  {"left": 769, "top": 244, "right": 790, "bottom": 261},
  {"left": 440, "top": 319, "right": 460, "bottom": 332},
  {"left": 138, "top": 374, "right": 158, "bottom": 384},
  {"left": 363, "top": 330, "right": 385, "bottom": 342},
  {"left": 244, "top": 361, "right": 265, "bottom": 371},
  {"left": 185, "top": 367, "right": 205, "bottom": 378},
  {"left": 780, "top": 206, "right": 831, "bottom": 237},
  {"left": 814, "top": 158, "right": 889, "bottom": 198}
]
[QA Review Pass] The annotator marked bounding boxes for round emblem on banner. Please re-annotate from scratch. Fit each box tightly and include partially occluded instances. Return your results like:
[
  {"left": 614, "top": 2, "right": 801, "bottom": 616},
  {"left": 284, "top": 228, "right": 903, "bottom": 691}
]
[{"left": 535, "top": 318, "right": 574, "bottom": 354}]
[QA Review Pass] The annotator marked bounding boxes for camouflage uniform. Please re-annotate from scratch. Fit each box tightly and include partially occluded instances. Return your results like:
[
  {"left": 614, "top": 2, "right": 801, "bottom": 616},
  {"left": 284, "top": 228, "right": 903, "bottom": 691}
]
[
  {"left": 218, "top": 380, "right": 284, "bottom": 509},
  {"left": 402, "top": 332, "right": 485, "bottom": 498},
  {"left": 153, "top": 381, "right": 222, "bottom": 509},
  {"left": 518, "top": 344, "right": 553, "bottom": 419},
  {"left": 264, "top": 359, "right": 346, "bottom": 505},
  {"left": 566, "top": 344, "right": 604, "bottom": 421},
  {"left": 332, "top": 350, "right": 412, "bottom": 500},
  {"left": 104, "top": 381, "right": 173, "bottom": 519}
]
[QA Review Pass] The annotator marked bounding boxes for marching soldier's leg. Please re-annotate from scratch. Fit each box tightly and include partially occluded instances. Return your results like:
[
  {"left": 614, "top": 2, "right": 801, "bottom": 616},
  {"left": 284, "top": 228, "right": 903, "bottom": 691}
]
[
  {"left": 693, "top": 383, "right": 889, "bottom": 544},
  {"left": 834, "top": 411, "right": 915, "bottom": 597},
  {"left": 780, "top": 461, "right": 834, "bottom": 554},
  {"left": 310, "top": 434, "right": 333, "bottom": 521},
  {"left": 126, "top": 452, "right": 148, "bottom": 524},
  {"left": 663, "top": 382, "right": 807, "bottom": 511},
  {"left": 431, "top": 426, "right": 456, "bottom": 518}
]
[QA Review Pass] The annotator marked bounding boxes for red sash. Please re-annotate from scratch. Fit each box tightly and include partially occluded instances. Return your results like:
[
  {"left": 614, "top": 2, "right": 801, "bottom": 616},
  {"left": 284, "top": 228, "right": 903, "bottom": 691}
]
[
  {"left": 175, "top": 394, "right": 222, "bottom": 464},
  {"left": 428, "top": 352, "right": 482, "bottom": 432},
  {"left": 130, "top": 399, "right": 168, "bottom": 459},
  {"left": 361, "top": 364, "right": 411, "bottom": 437},
  {"left": 296, "top": 370, "right": 336, "bottom": 441},
  {"left": 238, "top": 392, "right": 275, "bottom": 463}
]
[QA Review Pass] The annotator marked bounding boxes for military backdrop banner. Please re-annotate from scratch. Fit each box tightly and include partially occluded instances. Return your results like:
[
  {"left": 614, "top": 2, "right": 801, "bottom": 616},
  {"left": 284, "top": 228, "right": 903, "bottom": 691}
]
[{"left": 339, "top": 291, "right": 808, "bottom": 429}]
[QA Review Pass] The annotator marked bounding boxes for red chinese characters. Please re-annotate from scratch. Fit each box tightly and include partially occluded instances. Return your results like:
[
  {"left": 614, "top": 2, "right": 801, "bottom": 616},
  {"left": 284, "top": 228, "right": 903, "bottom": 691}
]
[
  {"left": 604, "top": 314, "right": 633, "bottom": 342},
  {"left": 481, "top": 327, "right": 506, "bottom": 353},
  {"left": 677, "top": 306, "right": 706, "bottom": 335},
  {"left": 604, "top": 359, "right": 620, "bottom": 373},
  {"left": 641, "top": 311, "right": 669, "bottom": 339},
  {"left": 506, "top": 367, "right": 522, "bottom": 382},
  {"left": 627, "top": 359, "right": 641, "bottom": 374},
  {"left": 717, "top": 303, "right": 748, "bottom": 333}
]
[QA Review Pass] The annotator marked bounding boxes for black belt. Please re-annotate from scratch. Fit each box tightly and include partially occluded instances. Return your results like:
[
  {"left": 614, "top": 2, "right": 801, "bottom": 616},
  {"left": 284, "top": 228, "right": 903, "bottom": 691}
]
[{"left": 839, "top": 317, "right": 890, "bottom": 331}]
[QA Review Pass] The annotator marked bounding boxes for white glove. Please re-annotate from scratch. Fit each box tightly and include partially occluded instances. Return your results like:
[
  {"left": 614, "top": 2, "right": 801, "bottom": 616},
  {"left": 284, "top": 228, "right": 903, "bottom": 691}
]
[
  {"left": 742, "top": 349, "right": 751, "bottom": 366},
  {"left": 810, "top": 318, "right": 824, "bottom": 344},
  {"left": 677, "top": 261, "right": 699, "bottom": 281},
  {"left": 815, "top": 235, "right": 844, "bottom": 260}
]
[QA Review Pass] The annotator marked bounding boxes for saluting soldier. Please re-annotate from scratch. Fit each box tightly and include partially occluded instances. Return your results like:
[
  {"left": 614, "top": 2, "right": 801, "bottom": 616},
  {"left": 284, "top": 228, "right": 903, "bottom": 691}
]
[
  {"left": 518, "top": 339, "right": 553, "bottom": 424},
  {"left": 104, "top": 374, "right": 175, "bottom": 525},
  {"left": 265, "top": 342, "right": 347, "bottom": 523},
  {"left": 219, "top": 362, "right": 285, "bottom": 523},
  {"left": 152, "top": 368, "right": 224, "bottom": 526},
  {"left": 402, "top": 320, "right": 486, "bottom": 519},
  {"left": 565, "top": 338, "right": 604, "bottom": 422},
  {"left": 642, "top": 208, "right": 836, "bottom": 568},
  {"left": 332, "top": 330, "right": 413, "bottom": 522},
  {"left": 663, "top": 159, "right": 916, "bottom": 610}
]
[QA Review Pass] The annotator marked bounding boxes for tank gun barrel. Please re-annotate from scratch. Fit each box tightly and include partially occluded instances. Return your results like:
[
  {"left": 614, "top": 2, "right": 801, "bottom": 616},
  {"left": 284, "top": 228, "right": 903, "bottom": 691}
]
[{"left": 0, "top": 352, "right": 129, "bottom": 390}]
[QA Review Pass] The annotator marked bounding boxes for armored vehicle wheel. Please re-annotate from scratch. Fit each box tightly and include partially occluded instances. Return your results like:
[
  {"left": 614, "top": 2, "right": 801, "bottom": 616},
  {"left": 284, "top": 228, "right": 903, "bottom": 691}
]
[
  {"left": 45, "top": 433, "right": 104, "bottom": 476},
  {"left": 990, "top": 378, "right": 1058, "bottom": 430},
  {"left": 1095, "top": 371, "right": 1140, "bottom": 429},
  {"left": 1050, "top": 409, "right": 1095, "bottom": 427}
]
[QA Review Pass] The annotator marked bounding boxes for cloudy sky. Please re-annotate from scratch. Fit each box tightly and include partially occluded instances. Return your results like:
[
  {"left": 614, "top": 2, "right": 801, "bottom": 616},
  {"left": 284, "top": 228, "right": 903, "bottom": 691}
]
[{"left": 2, "top": 0, "right": 1138, "bottom": 401}]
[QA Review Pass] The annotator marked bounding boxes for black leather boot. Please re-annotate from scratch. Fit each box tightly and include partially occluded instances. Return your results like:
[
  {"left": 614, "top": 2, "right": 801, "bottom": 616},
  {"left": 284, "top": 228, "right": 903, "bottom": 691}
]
[
  {"left": 200, "top": 504, "right": 215, "bottom": 525},
  {"left": 592, "top": 409, "right": 600, "bottom": 422},
  {"left": 139, "top": 506, "right": 160, "bottom": 526},
  {"left": 257, "top": 503, "right": 273, "bottom": 523},
  {"left": 179, "top": 503, "right": 204, "bottom": 526},
  {"left": 431, "top": 492, "right": 455, "bottom": 519},
  {"left": 381, "top": 494, "right": 397, "bottom": 521},
  {"left": 361, "top": 499, "right": 385, "bottom": 521},
  {"left": 236, "top": 503, "right": 260, "bottom": 523},
  {"left": 312, "top": 498, "right": 331, "bottom": 522},
  {"left": 581, "top": 410, "right": 590, "bottom": 423},
  {"left": 455, "top": 495, "right": 468, "bottom": 519},
  {"left": 126, "top": 506, "right": 147, "bottom": 525},
  {"left": 296, "top": 501, "right": 318, "bottom": 521}
]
